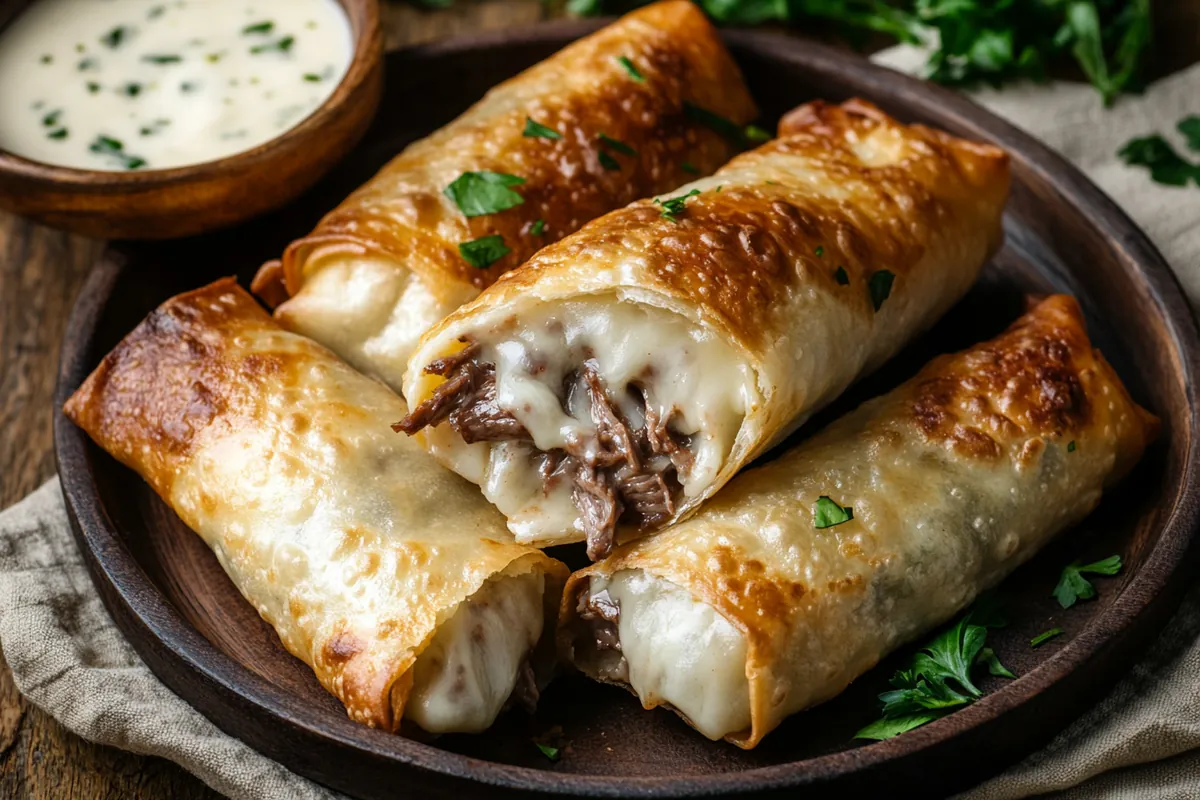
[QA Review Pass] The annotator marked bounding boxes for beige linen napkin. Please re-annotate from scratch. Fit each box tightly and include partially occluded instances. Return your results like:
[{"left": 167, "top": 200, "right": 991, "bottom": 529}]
[{"left": 0, "top": 54, "right": 1198, "bottom": 800}]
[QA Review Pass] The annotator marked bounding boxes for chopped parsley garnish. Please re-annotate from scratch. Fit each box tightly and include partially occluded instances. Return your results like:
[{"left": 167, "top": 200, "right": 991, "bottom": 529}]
[
  {"left": 1053, "top": 555, "right": 1121, "bottom": 609},
  {"left": 522, "top": 117, "right": 561, "bottom": 140},
  {"left": 683, "top": 101, "right": 743, "bottom": 144},
  {"left": 42, "top": 110, "right": 62, "bottom": 127},
  {"left": 813, "top": 495, "right": 853, "bottom": 528},
  {"left": 616, "top": 55, "right": 645, "bottom": 82},
  {"left": 1030, "top": 627, "right": 1064, "bottom": 648},
  {"left": 242, "top": 20, "right": 275, "bottom": 35},
  {"left": 47, "top": 128, "right": 68, "bottom": 140},
  {"left": 180, "top": 81, "right": 198, "bottom": 93},
  {"left": 250, "top": 36, "right": 295, "bottom": 55},
  {"left": 598, "top": 150, "right": 621, "bottom": 171},
  {"left": 444, "top": 171, "right": 526, "bottom": 217},
  {"left": 1067, "top": 440, "right": 1077, "bottom": 452},
  {"left": 148, "top": 5, "right": 166, "bottom": 19},
  {"left": 744, "top": 124, "right": 771, "bottom": 143},
  {"left": 835, "top": 266, "right": 850, "bottom": 285},
  {"left": 535, "top": 742, "right": 561, "bottom": 761},
  {"left": 869, "top": 269, "right": 895, "bottom": 311},
  {"left": 855, "top": 596, "right": 1011, "bottom": 740},
  {"left": 530, "top": 219, "right": 546, "bottom": 236},
  {"left": 89, "top": 135, "right": 146, "bottom": 170},
  {"left": 458, "top": 235, "right": 510, "bottom": 268},
  {"left": 142, "top": 54, "right": 182, "bottom": 64},
  {"left": 139, "top": 118, "right": 171, "bottom": 136},
  {"left": 101, "top": 26, "right": 130, "bottom": 49},
  {"left": 86, "top": 82, "right": 101, "bottom": 94},
  {"left": 681, "top": 161, "right": 700, "bottom": 175},
  {"left": 121, "top": 82, "right": 143, "bottom": 97},
  {"left": 814, "top": 245, "right": 824, "bottom": 257},
  {"left": 40, "top": 54, "right": 53, "bottom": 65},
  {"left": 77, "top": 57, "right": 98, "bottom": 71},
  {"left": 1118, "top": 134, "right": 1199, "bottom": 187},
  {"left": 654, "top": 188, "right": 700, "bottom": 222},
  {"left": 303, "top": 72, "right": 323, "bottom": 82},
  {"left": 597, "top": 133, "right": 636, "bottom": 157}
]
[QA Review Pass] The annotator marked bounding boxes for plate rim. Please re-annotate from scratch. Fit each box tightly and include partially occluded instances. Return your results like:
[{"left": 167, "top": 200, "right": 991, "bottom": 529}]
[{"left": 53, "top": 20, "right": 1200, "bottom": 798}]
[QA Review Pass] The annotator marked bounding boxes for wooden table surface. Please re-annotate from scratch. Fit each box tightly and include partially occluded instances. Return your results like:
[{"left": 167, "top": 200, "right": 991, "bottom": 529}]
[{"left": 0, "top": 1, "right": 1197, "bottom": 797}]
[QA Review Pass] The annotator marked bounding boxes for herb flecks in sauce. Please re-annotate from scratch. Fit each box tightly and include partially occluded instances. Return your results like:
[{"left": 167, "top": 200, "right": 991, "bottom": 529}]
[
  {"left": 250, "top": 35, "right": 294, "bottom": 55},
  {"left": 89, "top": 134, "right": 145, "bottom": 169},
  {"left": 142, "top": 54, "right": 182, "bottom": 64},
  {"left": 523, "top": 117, "right": 561, "bottom": 140},
  {"left": 101, "top": 26, "right": 131, "bottom": 49},
  {"left": 242, "top": 21, "right": 275, "bottom": 35}
]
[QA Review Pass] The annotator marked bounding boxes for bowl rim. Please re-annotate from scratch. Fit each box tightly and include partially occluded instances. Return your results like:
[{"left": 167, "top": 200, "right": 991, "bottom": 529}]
[
  {"left": 0, "top": 0, "right": 381, "bottom": 186},
  {"left": 53, "top": 18, "right": 1200, "bottom": 798}
]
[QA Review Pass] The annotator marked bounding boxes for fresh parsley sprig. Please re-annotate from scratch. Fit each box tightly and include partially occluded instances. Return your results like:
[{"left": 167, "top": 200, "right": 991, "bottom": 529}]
[
  {"left": 458, "top": 235, "right": 510, "bottom": 268},
  {"left": 654, "top": 188, "right": 701, "bottom": 222},
  {"left": 1119, "top": 116, "right": 1200, "bottom": 188},
  {"left": 855, "top": 595, "right": 1014, "bottom": 740},
  {"left": 1053, "top": 555, "right": 1122, "bottom": 608}
]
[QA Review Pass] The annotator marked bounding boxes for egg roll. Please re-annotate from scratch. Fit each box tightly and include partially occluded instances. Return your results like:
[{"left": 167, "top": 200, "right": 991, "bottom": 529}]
[
  {"left": 399, "top": 99, "right": 1011, "bottom": 558},
  {"left": 251, "top": 0, "right": 756, "bottom": 391},
  {"left": 63, "top": 279, "right": 569, "bottom": 735},
  {"left": 559, "top": 295, "right": 1158, "bottom": 747}
]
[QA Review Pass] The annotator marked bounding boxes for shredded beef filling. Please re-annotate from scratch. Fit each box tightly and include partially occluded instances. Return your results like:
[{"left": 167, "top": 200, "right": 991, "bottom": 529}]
[
  {"left": 396, "top": 344, "right": 693, "bottom": 560},
  {"left": 575, "top": 586, "right": 627, "bottom": 682},
  {"left": 504, "top": 658, "right": 541, "bottom": 715}
]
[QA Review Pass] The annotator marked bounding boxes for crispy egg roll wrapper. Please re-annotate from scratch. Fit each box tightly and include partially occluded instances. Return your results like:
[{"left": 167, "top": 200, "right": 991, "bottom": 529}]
[
  {"left": 402, "top": 99, "right": 1011, "bottom": 556},
  {"left": 559, "top": 295, "right": 1158, "bottom": 748},
  {"left": 251, "top": 0, "right": 756, "bottom": 390},
  {"left": 64, "top": 279, "right": 569, "bottom": 735}
]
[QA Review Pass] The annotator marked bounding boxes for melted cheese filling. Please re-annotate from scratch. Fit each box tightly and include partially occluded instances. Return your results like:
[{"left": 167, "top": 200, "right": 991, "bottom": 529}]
[
  {"left": 276, "top": 255, "right": 478, "bottom": 394},
  {"left": 429, "top": 297, "right": 757, "bottom": 544},
  {"left": 587, "top": 570, "right": 751, "bottom": 741},
  {"left": 405, "top": 571, "right": 545, "bottom": 734}
]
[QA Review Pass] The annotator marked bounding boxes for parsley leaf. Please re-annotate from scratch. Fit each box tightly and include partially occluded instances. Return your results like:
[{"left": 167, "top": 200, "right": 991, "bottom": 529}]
[
  {"left": 616, "top": 55, "right": 645, "bottom": 82},
  {"left": 976, "top": 646, "right": 1015, "bottom": 679},
  {"left": 523, "top": 117, "right": 562, "bottom": 140},
  {"left": 529, "top": 218, "right": 546, "bottom": 236},
  {"left": 101, "top": 26, "right": 131, "bottom": 49},
  {"left": 535, "top": 742, "right": 561, "bottom": 761},
  {"left": 598, "top": 150, "right": 621, "bottom": 171},
  {"left": 743, "top": 124, "right": 771, "bottom": 143},
  {"left": 1118, "top": 135, "right": 1200, "bottom": 187},
  {"left": 813, "top": 495, "right": 853, "bottom": 529},
  {"left": 1067, "top": 440, "right": 1077, "bottom": 452},
  {"left": 681, "top": 161, "right": 700, "bottom": 175},
  {"left": 854, "top": 595, "right": 1008, "bottom": 740},
  {"left": 1177, "top": 116, "right": 1200, "bottom": 152},
  {"left": 834, "top": 266, "right": 850, "bottom": 285},
  {"left": 243, "top": 21, "right": 275, "bottom": 35},
  {"left": 444, "top": 171, "right": 526, "bottom": 217},
  {"left": 458, "top": 235, "right": 510, "bottom": 269},
  {"left": 655, "top": 188, "right": 701, "bottom": 222},
  {"left": 1031, "top": 627, "right": 1064, "bottom": 647},
  {"left": 88, "top": 135, "right": 146, "bottom": 169},
  {"left": 814, "top": 245, "right": 824, "bottom": 257},
  {"left": 142, "top": 54, "right": 182, "bottom": 64},
  {"left": 1053, "top": 555, "right": 1122, "bottom": 608},
  {"left": 598, "top": 133, "right": 636, "bottom": 157},
  {"left": 250, "top": 36, "right": 294, "bottom": 55},
  {"left": 869, "top": 270, "right": 895, "bottom": 311}
]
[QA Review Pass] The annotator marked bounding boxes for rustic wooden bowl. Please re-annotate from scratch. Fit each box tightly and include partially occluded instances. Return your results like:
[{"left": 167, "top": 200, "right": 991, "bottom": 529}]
[
  {"left": 0, "top": 0, "right": 382, "bottom": 240},
  {"left": 53, "top": 19, "right": 1200, "bottom": 800}
]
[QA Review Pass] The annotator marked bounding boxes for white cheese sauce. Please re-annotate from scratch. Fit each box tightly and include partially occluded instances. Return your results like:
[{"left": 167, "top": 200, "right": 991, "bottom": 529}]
[{"left": 0, "top": 0, "right": 352, "bottom": 171}]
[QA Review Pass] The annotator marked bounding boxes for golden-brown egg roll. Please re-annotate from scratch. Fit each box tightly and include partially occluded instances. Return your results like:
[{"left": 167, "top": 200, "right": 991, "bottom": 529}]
[
  {"left": 251, "top": 0, "right": 756, "bottom": 390},
  {"left": 64, "top": 279, "right": 568, "bottom": 735},
  {"left": 400, "top": 99, "right": 1011, "bottom": 558},
  {"left": 559, "top": 295, "right": 1158, "bottom": 748}
]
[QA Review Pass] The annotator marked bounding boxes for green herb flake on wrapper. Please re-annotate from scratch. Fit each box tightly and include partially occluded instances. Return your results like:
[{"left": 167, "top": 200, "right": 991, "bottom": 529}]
[
  {"left": 458, "top": 235, "right": 510, "bottom": 269},
  {"left": 616, "top": 55, "right": 645, "bottom": 82},
  {"left": 523, "top": 117, "right": 562, "bottom": 140},
  {"left": 444, "top": 171, "right": 526, "bottom": 217},
  {"left": 813, "top": 496, "right": 852, "bottom": 529}
]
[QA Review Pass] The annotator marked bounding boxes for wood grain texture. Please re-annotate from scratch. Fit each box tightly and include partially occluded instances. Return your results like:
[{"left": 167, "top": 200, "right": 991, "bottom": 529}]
[{"left": 3, "top": 1, "right": 1200, "bottom": 798}]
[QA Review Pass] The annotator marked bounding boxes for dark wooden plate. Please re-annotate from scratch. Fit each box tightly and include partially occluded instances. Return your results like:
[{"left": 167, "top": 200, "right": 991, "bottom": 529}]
[{"left": 53, "top": 19, "right": 1200, "bottom": 800}]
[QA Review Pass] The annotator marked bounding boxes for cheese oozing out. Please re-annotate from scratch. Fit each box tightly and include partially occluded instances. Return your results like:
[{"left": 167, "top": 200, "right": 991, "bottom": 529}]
[
  {"left": 577, "top": 570, "right": 751, "bottom": 741},
  {"left": 405, "top": 570, "right": 545, "bottom": 734},
  {"left": 277, "top": 255, "right": 478, "bottom": 394},
  {"left": 418, "top": 297, "right": 758, "bottom": 545}
]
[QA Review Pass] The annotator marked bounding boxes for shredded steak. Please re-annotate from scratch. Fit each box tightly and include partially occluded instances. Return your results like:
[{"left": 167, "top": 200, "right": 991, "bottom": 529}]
[
  {"left": 397, "top": 347, "right": 692, "bottom": 560},
  {"left": 576, "top": 586, "right": 628, "bottom": 681}
]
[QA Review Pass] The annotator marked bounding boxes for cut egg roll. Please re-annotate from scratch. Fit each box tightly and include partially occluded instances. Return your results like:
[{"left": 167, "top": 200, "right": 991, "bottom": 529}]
[
  {"left": 63, "top": 279, "right": 569, "bottom": 735},
  {"left": 560, "top": 295, "right": 1158, "bottom": 748},
  {"left": 251, "top": 0, "right": 756, "bottom": 391},
  {"left": 399, "top": 99, "right": 1011, "bottom": 558}
]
